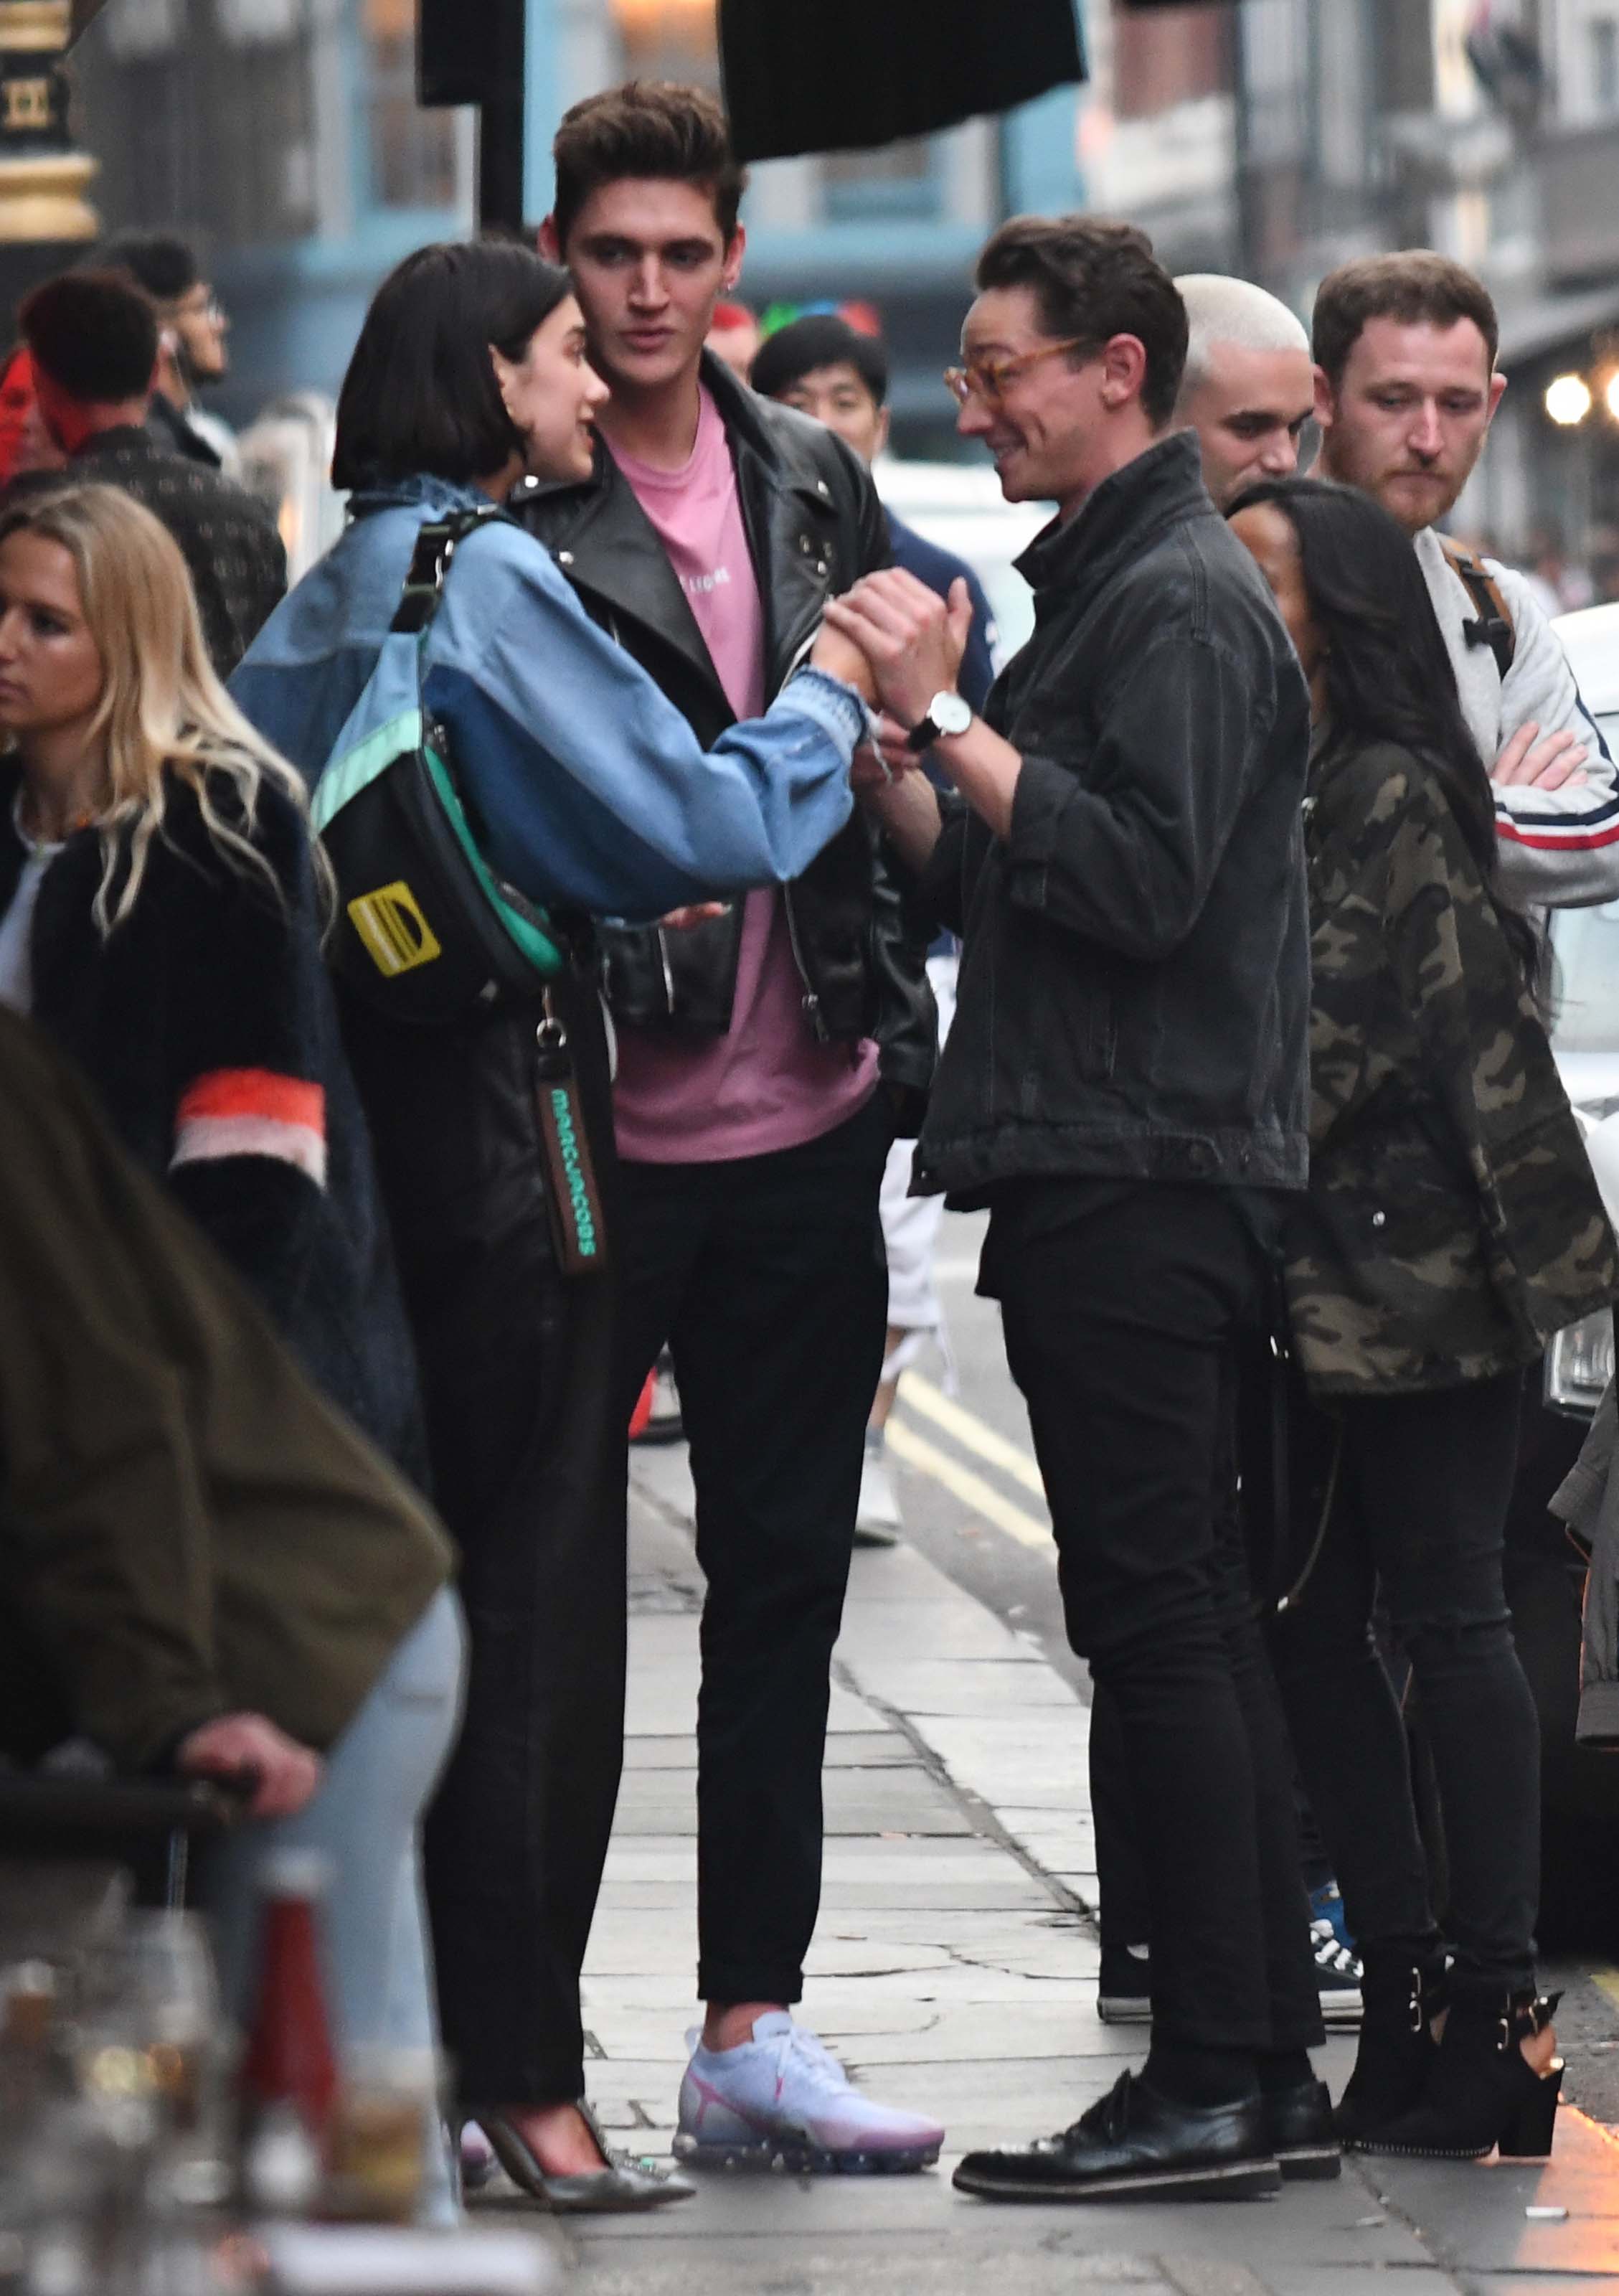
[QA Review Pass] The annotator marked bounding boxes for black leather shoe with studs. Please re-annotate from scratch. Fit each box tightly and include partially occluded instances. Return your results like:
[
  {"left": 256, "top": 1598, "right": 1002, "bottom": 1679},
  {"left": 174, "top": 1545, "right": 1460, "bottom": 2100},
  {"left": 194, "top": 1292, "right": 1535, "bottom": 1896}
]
[{"left": 952, "top": 2069, "right": 1283, "bottom": 2203}]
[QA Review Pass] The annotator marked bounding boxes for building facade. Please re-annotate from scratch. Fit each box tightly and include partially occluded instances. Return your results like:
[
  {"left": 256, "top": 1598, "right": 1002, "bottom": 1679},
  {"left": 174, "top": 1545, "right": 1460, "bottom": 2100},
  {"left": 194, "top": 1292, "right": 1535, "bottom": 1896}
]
[
  {"left": 1218, "top": 0, "right": 1619, "bottom": 583},
  {"left": 60, "top": 0, "right": 1619, "bottom": 568},
  {"left": 69, "top": 0, "right": 476, "bottom": 427},
  {"left": 65, "top": 0, "right": 1098, "bottom": 451}
]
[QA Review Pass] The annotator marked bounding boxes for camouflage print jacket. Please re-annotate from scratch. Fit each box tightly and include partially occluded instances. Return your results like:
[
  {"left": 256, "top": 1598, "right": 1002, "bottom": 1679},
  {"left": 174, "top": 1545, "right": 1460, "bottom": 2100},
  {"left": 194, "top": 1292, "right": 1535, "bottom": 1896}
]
[{"left": 1285, "top": 729, "right": 1619, "bottom": 1395}]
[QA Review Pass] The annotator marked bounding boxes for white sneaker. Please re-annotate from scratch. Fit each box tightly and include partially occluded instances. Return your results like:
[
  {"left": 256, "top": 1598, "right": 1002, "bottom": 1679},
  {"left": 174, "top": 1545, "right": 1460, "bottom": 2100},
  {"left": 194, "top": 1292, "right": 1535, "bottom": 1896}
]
[
  {"left": 855, "top": 1432, "right": 902, "bottom": 1548},
  {"left": 674, "top": 2013, "right": 944, "bottom": 2173},
  {"left": 1311, "top": 1917, "right": 1365, "bottom": 2030}
]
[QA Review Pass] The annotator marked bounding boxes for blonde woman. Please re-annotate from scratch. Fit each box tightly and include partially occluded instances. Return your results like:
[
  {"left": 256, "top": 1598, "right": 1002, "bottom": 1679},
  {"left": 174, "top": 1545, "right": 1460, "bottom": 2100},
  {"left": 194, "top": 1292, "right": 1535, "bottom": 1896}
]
[
  {"left": 0, "top": 481, "right": 421, "bottom": 1472},
  {"left": 0, "top": 484, "right": 464, "bottom": 2214}
]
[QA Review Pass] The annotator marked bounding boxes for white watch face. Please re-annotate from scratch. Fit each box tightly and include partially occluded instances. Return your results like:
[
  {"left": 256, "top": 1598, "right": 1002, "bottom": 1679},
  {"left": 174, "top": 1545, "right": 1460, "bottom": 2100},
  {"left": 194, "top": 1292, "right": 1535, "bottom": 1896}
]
[{"left": 931, "top": 690, "right": 972, "bottom": 736}]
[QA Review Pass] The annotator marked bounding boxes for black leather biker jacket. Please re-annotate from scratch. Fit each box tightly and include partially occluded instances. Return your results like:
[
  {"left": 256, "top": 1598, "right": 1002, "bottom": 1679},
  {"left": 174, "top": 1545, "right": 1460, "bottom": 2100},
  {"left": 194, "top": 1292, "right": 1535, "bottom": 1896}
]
[{"left": 509, "top": 352, "right": 935, "bottom": 1130}]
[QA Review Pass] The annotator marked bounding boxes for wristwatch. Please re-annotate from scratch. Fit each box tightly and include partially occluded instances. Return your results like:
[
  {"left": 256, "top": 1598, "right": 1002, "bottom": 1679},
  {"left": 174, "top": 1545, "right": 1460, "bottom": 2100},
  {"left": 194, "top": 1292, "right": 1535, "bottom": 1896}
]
[{"left": 905, "top": 690, "right": 973, "bottom": 751}]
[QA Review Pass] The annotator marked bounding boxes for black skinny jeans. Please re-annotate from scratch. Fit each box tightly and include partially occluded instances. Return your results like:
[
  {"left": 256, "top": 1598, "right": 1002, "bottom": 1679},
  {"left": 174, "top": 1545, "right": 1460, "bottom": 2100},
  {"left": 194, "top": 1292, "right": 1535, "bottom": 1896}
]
[
  {"left": 345, "top": 969, "right": 628, "bottom": 2110},
  {"left": 613, "top": 1092, "right": 890, "bottom": 2007},
  {"left": 986, "top": 1180, "right": 1323, "bottom": 2056},
  {"left": 1268, "top": 1373, "right": 1539, "bottom": 1995}
]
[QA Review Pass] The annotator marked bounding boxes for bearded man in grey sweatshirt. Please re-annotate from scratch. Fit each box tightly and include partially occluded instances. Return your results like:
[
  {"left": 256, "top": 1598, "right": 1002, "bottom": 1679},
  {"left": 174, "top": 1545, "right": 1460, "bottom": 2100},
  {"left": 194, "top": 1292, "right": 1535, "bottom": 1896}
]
[{"left": 1313, "top": 250, "right": 1619, "bottom": 910}]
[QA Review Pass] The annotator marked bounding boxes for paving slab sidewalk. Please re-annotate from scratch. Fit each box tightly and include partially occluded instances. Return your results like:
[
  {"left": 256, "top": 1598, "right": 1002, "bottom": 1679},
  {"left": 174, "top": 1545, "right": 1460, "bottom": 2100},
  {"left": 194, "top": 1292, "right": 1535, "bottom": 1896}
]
[{"left": 478, "top": 1448, "right": 1618, "bottom": 2294}]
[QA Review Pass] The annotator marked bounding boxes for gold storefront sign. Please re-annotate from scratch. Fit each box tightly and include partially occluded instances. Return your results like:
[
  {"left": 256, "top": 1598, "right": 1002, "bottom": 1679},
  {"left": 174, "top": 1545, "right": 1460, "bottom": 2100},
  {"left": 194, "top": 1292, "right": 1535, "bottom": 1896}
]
[
  {"left": 3, "top": 75, "right": 51, "bottom": 128},
  {"left": 0, "top": 151, "right": 98, "bottom": 239},
  {"left": 0, "top": 3, "right": 98, "bottom": 241},
  {"left": 1, "top": 3, "right": 73, "bottom": 55}
]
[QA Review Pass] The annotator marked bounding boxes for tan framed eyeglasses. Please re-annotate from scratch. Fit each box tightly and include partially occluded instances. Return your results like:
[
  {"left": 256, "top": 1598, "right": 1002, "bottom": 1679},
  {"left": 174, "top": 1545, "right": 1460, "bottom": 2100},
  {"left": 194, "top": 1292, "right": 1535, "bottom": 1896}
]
[{"left": 943, "top": 337, "right": 1094, "bottom": 408}]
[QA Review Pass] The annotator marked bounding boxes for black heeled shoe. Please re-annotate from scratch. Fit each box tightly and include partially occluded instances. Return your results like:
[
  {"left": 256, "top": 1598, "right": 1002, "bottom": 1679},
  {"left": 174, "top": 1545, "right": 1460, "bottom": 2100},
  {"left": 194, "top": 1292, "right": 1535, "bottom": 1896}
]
[
  {"left": 474, "top": 2103, "right": 696, "bottom": 2213},
  {"left": 1331, "top": 1952, "right": 1445, "bottom": 2145},
  {"left": 1349, "top": 1990, "right": 1563, "bottom": 2161}
]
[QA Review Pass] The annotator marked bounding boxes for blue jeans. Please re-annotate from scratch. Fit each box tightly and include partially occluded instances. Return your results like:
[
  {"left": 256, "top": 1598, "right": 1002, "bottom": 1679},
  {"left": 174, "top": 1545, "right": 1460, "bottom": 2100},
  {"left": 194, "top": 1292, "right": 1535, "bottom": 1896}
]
[{"left": 198, "top": 1587, "right": 466, "bottom": 2220}]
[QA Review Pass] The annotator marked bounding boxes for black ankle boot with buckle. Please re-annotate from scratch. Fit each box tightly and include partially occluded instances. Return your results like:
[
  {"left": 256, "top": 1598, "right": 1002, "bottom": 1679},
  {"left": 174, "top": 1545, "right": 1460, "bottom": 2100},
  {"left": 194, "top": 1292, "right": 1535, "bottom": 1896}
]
[
  {"left": 1331, "top": 1950, "right": 1445, "bottom": 2146},
  {"left": 1349, "top": 1989, "right": 1563, "bottom": 2162}
]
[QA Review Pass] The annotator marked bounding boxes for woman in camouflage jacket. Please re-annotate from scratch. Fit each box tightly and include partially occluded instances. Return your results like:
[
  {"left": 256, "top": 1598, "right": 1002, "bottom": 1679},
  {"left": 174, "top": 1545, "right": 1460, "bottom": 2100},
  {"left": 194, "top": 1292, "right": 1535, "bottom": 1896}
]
[{"left": 1229, "top": 477, "right": 1617, "bottom": 2167}]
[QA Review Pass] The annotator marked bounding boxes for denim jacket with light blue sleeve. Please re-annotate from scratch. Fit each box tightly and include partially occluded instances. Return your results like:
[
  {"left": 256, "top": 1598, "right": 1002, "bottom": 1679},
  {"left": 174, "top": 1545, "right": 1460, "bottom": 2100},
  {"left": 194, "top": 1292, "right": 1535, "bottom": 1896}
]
[{"left": 229, "top": 474, "right": 862, "bottom": 926}]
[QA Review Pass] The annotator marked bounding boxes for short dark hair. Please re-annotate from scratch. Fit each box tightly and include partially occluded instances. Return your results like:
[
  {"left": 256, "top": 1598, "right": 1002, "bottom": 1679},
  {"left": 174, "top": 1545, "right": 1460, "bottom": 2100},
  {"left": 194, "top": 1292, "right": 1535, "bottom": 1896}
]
[
  {"left": 750, "top": 314, "right": 888, "bottom": 409},
  {"left": 20, "top": 270, "right": 158, "bottom": 403},
  {"left": 552, "top": 81, "right": 745, "bottom": 252},
  {"left": 98, "top": 232, "right": 199, "bottom": 306},
  {"left": 974, "top": 215, "right": 1187, "bottom": 430},
  {"left": 1313, "top": 252, "right": 1498, "bottom": 390},
  {"left": 332, "top": 240, "right": 575, "bottom": 491}
]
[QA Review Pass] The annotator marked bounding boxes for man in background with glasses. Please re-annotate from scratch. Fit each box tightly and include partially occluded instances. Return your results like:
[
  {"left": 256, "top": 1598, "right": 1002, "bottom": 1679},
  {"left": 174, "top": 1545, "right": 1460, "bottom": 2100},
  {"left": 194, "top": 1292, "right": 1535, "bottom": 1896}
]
[
  {"left": 101, "top": 232, "right": 237, "bottom": 475},
  {"left": 827, "top": 215, "right": 1327, "bottom": 2204}
]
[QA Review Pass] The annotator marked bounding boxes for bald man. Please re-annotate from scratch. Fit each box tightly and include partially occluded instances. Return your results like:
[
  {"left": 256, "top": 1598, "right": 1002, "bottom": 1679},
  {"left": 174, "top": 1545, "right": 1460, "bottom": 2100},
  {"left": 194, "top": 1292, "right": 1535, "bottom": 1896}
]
[{"left": 1174, "top": 273, "right": 1315, "bottom": 512}]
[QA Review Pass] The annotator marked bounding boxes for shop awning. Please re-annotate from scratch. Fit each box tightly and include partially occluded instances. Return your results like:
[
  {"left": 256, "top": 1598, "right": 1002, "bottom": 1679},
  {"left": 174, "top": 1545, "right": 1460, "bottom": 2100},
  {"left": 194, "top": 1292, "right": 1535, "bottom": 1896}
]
[{"left": 717, "top": 0, "right": 1086, "bottom": 164}]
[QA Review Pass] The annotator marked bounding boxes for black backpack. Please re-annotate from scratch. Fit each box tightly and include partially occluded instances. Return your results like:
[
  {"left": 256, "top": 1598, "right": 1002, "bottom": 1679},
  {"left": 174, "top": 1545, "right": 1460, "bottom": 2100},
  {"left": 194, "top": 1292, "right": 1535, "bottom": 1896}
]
[{"left": 311, "top": 507, "right": 565, "bottom": 1025}]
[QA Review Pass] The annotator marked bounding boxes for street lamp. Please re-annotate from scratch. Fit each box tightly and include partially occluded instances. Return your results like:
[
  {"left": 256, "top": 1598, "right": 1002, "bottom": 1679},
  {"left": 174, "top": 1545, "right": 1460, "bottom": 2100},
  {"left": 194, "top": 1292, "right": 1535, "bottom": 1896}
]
[{"left": 1545, "top": 373, "right": 1593, "bottom": 427}]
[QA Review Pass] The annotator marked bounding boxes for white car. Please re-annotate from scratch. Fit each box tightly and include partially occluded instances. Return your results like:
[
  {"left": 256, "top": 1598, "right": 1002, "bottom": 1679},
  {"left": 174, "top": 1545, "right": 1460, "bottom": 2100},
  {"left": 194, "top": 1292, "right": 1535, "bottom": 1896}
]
[
  {"left": 235, "top": 392, "right": 344, "bottom": 585},
  {"left": 1543, "top": 600, "right": 1619, "bottom": 1413}
]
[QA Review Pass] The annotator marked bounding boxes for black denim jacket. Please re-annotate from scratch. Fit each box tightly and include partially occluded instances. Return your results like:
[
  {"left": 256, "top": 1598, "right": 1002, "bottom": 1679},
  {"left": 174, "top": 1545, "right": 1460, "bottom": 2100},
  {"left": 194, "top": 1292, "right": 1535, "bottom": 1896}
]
[{"left": 911, "top": 430, "right": 1312, "bottom": 1202}]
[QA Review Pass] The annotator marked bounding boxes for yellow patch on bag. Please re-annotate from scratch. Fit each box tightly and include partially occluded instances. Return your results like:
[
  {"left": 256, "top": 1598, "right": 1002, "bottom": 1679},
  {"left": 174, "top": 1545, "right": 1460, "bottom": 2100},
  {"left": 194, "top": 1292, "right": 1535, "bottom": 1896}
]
[{"left": 346, "top": 882, "right": 443, "bottom": 977}]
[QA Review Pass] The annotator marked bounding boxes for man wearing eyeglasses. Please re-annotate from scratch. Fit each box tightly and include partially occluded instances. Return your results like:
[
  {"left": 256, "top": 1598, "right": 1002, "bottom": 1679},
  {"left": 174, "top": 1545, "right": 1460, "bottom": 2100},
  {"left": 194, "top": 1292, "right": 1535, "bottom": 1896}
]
[
  {"left": 826, "top": 215, "right": 1326, "bottom": 2204},
  {"left": 101, "top": 232, "right": 236, "bottom": 474}
]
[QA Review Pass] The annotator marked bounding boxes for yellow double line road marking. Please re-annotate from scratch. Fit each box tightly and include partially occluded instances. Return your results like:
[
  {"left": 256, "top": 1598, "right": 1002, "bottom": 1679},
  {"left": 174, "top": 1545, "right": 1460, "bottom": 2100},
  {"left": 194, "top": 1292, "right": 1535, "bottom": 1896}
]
[
  {"left": 1591, "top": 1967, "right": 1619, "bottom": 2018},
  {"left": 887, "top": 1370, "right": 1052, "bottom": 1551}
]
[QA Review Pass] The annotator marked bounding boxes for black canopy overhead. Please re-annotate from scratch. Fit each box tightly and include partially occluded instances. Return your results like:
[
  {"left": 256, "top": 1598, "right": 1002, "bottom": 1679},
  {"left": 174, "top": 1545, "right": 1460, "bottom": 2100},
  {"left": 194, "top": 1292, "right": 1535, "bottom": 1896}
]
[{"left": 717, "top": 0, "right": 1087, "bottom": 165}]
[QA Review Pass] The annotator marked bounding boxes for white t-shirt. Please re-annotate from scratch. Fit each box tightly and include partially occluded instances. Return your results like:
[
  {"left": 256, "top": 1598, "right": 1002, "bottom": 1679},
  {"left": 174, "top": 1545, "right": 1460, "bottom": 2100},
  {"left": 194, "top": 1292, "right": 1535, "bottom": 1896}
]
[{"left": 0, "top": 798, "right": 64, "bottom": 1013}]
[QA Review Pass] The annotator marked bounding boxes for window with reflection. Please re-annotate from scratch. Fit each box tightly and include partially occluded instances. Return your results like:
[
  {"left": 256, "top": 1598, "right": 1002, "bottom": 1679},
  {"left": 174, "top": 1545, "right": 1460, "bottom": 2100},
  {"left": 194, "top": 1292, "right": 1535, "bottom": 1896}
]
[
  {"left": 612, "top": 0, "right": 720, "bottom": 86},
  {"left": 364, "top": 0, "right": 463, "bottom": 210}
]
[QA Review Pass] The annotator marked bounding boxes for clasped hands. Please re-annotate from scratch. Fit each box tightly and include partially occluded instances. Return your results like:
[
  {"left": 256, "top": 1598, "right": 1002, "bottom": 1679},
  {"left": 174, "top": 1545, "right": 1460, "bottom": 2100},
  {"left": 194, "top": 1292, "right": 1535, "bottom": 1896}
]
[
  {"left": 811, "top": 568, "right": 975, "bottom": 794},
  {"left": 661, "top": 570, "right": 973, "bottom": 932}
]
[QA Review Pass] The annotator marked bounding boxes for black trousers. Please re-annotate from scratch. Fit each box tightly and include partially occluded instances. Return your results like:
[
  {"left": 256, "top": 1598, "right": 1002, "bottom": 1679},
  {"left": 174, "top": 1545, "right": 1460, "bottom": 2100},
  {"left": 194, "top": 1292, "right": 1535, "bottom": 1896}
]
[
  {"left": 614, "top": 1092, "right": 890, "bottom": 2005},
  {"left": 1268, "top": 1374, "right": 1539, "bottom": 1993},
  {"left": 986, "top": 1180, "right": 1323, "bottom": 2055},
  {"left": 348, "top": 973, "right": 627, "bottom": 2109},
  {"left": 1090, "top": 1716, "right": 1337, "bottom": 1950},
  {"left": 1089, "top": 1688, "right": 1152, "bottom": 1949}
]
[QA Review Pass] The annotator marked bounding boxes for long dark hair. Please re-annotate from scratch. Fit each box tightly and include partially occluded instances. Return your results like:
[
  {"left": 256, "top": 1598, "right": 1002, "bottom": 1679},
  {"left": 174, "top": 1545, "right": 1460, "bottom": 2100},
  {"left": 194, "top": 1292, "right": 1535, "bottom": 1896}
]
[
  {"left": 1228, "top": 474, "right": 1539, "bottom": 987},
  {"left": 332, "top": 240, "right": 575, "bottom": 491}
]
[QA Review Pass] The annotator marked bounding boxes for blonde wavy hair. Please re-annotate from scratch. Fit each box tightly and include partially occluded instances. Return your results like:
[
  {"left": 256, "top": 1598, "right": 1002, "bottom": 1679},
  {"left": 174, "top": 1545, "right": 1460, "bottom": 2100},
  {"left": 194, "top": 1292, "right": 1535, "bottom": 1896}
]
[{"left": 0, "top": 483, "right": 319, "bottom": 933}]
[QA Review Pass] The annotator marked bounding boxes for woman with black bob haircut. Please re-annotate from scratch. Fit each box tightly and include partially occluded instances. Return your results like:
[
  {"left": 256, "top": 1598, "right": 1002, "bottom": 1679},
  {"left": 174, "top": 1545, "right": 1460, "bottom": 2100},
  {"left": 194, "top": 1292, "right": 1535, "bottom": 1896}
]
[
  {"left": 233, "top": 240, "right": 878, "bottom": 2211},
  {"left": 330, "top": 239, "right": 563, "bottom": 492},
  {"left": 1227, "top": 474, "right": 1618, "bottom": 2163}
]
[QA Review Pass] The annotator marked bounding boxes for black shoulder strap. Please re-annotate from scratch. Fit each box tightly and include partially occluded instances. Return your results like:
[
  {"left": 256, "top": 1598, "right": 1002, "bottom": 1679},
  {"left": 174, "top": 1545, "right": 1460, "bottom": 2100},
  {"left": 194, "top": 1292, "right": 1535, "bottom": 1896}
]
[
  {"left": 390, "top": 504, "right": 510, "bottom": 636},
  {"left": 1438, "top": 533, "right": 1516, "bottom": 681}
]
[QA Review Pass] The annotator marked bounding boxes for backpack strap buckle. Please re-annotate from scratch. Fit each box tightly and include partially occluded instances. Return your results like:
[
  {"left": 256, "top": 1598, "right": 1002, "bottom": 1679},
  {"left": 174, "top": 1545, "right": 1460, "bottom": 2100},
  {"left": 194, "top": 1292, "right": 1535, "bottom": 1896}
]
[{"left": 390, "top": 506, "right": 507, "bottom": 635}]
